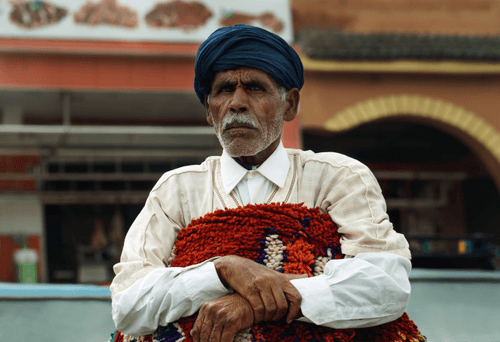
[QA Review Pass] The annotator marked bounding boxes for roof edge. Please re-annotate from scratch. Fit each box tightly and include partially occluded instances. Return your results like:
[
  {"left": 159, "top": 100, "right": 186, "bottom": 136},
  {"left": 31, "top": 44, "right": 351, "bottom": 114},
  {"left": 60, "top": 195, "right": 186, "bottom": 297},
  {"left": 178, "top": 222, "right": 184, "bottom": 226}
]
[{"left": 301, "top": 54, "right": 500, "bottom": 74}]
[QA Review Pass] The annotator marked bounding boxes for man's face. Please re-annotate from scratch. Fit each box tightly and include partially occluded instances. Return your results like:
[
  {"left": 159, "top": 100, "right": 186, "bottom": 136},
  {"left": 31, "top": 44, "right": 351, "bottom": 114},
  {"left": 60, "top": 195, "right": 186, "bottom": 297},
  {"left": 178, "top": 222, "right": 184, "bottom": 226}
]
[{"left": 205, "top": 67, "right": 291, "bottom": 160}]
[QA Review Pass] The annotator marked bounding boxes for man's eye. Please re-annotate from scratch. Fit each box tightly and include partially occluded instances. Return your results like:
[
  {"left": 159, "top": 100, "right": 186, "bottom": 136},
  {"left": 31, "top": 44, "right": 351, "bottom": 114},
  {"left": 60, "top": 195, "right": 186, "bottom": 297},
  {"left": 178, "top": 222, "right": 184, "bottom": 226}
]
[
  {"left": 252, "top": 86, "right": 263, "bottom": 91},
  {"left": 221, "top": 87, "right": 233, "bottom": 92}
]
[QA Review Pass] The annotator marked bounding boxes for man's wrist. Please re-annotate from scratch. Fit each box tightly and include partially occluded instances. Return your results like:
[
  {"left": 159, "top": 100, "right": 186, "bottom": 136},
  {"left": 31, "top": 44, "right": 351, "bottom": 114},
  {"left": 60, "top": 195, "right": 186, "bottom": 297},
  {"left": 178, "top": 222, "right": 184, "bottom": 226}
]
[{"left": 213, "top": 257, "right": 230, "bottom": 289}]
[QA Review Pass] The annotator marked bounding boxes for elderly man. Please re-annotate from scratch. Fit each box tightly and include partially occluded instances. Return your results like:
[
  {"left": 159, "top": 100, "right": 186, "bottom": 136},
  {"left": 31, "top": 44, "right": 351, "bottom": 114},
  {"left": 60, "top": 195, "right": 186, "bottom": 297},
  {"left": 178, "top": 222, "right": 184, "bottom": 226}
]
[{"left": 110, "top": 25, "right": 412, "bottom": 342}]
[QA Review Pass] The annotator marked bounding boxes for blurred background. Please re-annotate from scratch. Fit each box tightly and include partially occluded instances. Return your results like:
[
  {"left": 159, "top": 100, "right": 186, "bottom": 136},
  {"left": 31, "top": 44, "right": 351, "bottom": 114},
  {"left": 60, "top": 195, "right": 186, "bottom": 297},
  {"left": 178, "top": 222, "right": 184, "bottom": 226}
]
[{"left": 1, "top": 0, "right": 500, "bottom": 341}]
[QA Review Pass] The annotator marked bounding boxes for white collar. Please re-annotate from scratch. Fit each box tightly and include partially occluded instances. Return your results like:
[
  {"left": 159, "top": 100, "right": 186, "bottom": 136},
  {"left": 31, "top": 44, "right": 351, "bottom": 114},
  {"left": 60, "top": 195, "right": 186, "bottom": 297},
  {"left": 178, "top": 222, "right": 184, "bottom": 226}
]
[{"left": 220, "top": 141, "right": 290, "bottom": 194}]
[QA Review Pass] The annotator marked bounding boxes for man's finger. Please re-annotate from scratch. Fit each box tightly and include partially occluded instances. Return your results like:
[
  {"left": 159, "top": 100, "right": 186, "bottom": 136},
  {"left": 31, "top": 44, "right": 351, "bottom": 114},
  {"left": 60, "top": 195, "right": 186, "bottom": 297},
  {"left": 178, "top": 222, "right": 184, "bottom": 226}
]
[
  {"left": 191, "top": 326, "right": 199, "bottom": 342},
  {"left": 208, "top": 318, "right": 224, "bottom": 342},
  {"left": 285, "top": 297, "right": 302, "bottom": 324},
  {"left": 199, "top": 311, "right": 214, "bottom": 342},
  {"left": 220, "top": 325, "right": 239, "bottom": 342},
  {"left": 246, "top": 295, "right": 265, "bottom": 323},
  {"left": 283, "top": 283, "right": 302, "bottom": 324},
  {"left": 259, "top": 285, "right": 278, "bottom": 321},
  {"left": 191, "top": 311, "right": 204, "bottom": 342},
  {"left": 270, "top": 284, "right": 288, "bottom": 321}
]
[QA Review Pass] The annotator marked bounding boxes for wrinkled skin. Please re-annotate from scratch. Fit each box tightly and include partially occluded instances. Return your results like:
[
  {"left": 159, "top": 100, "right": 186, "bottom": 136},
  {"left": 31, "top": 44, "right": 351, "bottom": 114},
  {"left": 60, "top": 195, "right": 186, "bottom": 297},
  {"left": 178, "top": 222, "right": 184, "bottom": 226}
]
[
  {"left": 191, "top": 68, "right": 302, "bottom": 342},
  {"left": 191, "top": 293, "right": 254, "bottom": 342}
]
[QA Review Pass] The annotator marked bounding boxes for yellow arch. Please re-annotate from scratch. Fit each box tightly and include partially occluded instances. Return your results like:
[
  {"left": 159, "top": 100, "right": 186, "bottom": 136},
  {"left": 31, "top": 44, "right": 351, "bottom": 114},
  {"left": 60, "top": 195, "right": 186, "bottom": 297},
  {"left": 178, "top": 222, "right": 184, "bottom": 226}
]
[{"left": 324, "top": 95, "right": 500, "bottom": 163}]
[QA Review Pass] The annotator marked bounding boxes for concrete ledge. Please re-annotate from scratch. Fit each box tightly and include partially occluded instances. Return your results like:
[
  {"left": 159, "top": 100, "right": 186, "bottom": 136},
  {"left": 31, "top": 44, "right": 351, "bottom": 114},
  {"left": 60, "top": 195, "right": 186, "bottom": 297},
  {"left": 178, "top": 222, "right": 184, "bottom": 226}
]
[
  {"left": 410, "top": 268, "right": 500, "bottom": 281},
  {"left": 0, "top": 282, "right": 111, "bottom": 300}
]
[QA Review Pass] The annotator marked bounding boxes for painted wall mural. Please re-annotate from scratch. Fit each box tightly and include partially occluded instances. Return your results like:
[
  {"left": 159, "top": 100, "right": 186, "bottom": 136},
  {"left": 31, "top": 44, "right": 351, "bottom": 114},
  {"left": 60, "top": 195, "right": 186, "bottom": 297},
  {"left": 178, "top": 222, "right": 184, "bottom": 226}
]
[
  {"left": 0, "top": 0, "right": 292, "bottom": 42},
  {"left": 73, "top": 0, "right": 139, "bottom": 28},
  {"left": 220, "top": 11, "right": 283, "bottom": 34},
  {"left": 145, "top": 0, "right": 212, "bottom": 31},
  {"left": 9, "top": 0, "right": 67, "bottom": 29}
]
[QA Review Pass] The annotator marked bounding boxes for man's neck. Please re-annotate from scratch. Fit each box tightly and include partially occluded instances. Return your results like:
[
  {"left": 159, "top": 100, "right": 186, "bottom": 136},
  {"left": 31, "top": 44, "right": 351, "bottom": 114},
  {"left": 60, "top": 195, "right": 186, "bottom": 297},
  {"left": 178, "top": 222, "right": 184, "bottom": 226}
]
[{"left": 234, "top": 159, "right": 259, "bottom": 170}]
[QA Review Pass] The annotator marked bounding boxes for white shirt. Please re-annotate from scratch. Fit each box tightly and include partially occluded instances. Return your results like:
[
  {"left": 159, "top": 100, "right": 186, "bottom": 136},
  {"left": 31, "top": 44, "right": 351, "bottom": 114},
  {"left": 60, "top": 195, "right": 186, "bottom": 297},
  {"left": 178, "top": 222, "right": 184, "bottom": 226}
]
[{"left": 111, "top": 142, "right": 411, "bottom": 336}]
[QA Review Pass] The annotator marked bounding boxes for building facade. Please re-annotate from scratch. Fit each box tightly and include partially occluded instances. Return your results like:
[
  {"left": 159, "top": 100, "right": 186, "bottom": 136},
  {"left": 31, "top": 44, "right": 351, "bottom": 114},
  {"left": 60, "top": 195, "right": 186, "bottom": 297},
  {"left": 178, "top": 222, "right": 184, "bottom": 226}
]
[{"left": 1, "top": 0, "right": 499, "bottom": 283}]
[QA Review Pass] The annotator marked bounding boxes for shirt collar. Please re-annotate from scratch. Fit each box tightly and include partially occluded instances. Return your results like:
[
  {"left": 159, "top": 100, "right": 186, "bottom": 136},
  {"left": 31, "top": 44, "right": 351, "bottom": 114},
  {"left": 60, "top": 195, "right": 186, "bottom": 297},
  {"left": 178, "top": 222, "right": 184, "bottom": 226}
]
[{"left": 220, "top": 141, "right": 290, "bottom": 194}]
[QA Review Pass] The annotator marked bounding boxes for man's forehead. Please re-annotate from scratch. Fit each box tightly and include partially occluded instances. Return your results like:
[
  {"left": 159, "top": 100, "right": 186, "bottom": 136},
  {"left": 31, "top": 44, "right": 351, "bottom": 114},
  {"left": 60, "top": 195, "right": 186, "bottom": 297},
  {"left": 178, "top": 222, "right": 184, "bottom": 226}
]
[{"left": 213, "top": 67, "right": 275, "bottom": 84}]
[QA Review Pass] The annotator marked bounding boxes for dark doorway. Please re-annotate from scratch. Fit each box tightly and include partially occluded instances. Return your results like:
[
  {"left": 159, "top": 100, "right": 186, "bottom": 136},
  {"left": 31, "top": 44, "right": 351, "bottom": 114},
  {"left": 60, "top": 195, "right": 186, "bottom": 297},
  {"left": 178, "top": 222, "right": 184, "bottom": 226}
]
[{"left": 45, "top": 204, "right": 143, "bottom": 283}]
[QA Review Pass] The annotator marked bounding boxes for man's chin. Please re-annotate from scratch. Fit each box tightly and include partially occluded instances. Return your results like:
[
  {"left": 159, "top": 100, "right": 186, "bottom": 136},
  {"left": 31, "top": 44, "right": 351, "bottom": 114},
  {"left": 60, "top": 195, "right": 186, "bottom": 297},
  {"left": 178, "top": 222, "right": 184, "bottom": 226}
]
[
  {"left": 225, "top": 147, "right": 262, "bottom": 158},
  {"left": 223, "top": 140, "right": 263, "bottom": 158}
]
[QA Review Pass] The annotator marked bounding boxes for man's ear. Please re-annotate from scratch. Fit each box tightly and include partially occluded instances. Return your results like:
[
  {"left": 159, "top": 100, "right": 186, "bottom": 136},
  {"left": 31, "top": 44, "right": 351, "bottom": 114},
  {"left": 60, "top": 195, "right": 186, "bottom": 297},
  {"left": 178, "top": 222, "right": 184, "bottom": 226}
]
[
  {"left": 283, "top": 88, "right": 300, "bottom": 122},
  {"left": 205, "top": 95, "right": 213, "bottom": 126}
]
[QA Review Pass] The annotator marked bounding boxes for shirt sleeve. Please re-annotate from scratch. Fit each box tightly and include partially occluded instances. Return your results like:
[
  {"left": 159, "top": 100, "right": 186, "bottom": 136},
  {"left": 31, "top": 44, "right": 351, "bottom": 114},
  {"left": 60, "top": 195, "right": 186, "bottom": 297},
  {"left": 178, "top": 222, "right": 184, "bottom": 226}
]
[
  {"left": 112, "top": 261, "right": 231, "bottom": 336},
  {"left": 290, "top": 252, "right": 411, "bottom": 329},
  {"left": 110, "top": 184, "right": 231, "bottom": 336},
  {"left": 298, "top": 154, "right": 412, "bottom": 328}
]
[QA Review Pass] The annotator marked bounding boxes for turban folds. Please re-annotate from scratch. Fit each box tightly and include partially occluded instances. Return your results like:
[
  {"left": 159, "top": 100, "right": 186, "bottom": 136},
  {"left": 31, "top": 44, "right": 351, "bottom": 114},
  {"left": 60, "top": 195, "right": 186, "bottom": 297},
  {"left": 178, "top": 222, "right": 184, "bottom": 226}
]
[{"left": 194, "top": 24, "right": 304, "bottom": 105}]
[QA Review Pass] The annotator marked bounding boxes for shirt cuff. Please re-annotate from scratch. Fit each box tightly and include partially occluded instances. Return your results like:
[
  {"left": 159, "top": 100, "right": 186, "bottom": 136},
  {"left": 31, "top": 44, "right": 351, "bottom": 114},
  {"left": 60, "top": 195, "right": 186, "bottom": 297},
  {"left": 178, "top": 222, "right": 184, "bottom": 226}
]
[
  {"left": 290, "top": 274, "right": 334, "bottom": 325},
  {"left": 181, "top": 261, "right": 233, "bottom": 308},
  {"left": 289, "top": 254, "right": 411, "bottom": 329}
]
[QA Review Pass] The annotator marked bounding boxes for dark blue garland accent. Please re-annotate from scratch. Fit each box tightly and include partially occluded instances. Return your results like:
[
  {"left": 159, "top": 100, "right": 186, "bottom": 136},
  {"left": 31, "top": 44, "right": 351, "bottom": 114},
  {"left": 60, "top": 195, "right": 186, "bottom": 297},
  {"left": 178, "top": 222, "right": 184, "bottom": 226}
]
[{"left": 155, "top": 323, "right": 185, "bottom": 342}]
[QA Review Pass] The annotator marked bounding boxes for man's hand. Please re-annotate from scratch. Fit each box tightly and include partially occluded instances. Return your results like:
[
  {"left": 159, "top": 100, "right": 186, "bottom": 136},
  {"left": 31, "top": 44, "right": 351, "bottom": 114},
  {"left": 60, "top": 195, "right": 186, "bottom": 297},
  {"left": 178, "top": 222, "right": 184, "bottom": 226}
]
[
  {"left": 213, "top": 255, "right": 306, "bottom": 324},
  {"left": 191, "top": 293, "right": 254, "bottom": 342}
]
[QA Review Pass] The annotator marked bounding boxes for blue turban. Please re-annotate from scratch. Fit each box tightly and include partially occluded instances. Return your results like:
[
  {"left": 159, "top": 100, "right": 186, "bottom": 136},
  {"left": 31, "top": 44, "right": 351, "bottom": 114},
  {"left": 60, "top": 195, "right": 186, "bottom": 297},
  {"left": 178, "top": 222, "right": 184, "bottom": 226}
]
[{"left": 194, "top": 24, "right": 304, "bottom": 106}]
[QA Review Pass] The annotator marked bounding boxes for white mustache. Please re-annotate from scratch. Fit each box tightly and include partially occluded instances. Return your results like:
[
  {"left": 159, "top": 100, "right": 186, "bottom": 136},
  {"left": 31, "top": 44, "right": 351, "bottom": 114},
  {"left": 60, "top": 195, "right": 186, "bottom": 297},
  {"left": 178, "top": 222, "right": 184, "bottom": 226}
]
[{"left": 221, "top": 113, "right": 257, "bottom": 131}]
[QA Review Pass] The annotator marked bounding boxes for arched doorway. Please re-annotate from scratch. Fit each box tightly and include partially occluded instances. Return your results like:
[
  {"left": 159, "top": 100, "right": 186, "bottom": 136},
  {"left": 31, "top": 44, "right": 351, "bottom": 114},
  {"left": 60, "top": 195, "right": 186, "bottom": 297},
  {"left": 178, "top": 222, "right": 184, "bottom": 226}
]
[{"left": 324, "top": 95, "right": 500, "bottom": 191}]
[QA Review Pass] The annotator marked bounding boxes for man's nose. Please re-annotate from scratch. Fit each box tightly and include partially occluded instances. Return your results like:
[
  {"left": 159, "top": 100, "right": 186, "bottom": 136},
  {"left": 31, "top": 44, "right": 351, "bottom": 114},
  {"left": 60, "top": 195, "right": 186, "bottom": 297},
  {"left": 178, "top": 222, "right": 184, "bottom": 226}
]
[{"left": 229, "top": 87, "right": 248, "bottom": 112}]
